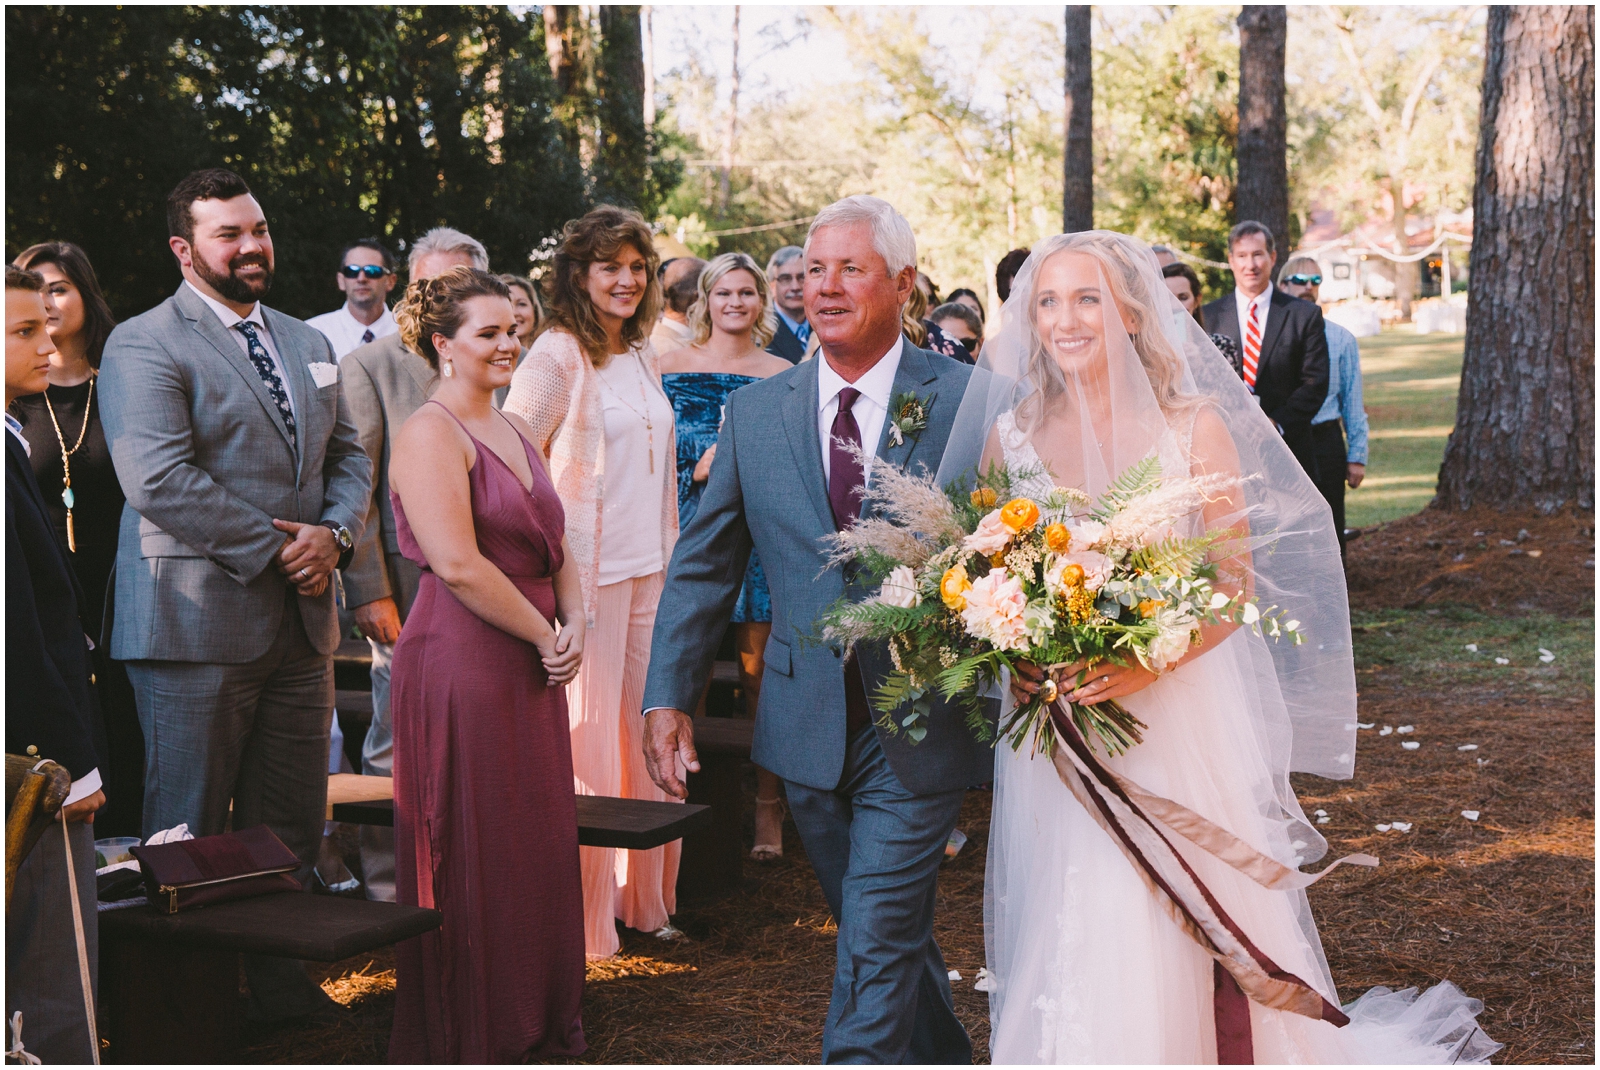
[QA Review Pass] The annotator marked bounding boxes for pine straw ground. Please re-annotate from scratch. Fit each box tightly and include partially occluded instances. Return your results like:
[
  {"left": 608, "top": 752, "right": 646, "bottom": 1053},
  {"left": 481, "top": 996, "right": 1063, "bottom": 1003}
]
[{"left": 247, "top": 505, "right": 1593, "bottom": 1065}]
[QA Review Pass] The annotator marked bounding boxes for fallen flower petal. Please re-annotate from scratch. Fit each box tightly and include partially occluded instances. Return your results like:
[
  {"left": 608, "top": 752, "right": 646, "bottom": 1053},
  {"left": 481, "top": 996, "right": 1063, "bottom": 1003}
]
[
  {"left": 1494, "top": 657, "right": 1510, "bottom": 665},
  {"left": 1313, "top": 809, "right": 1328, "bottom": 817},
  {"left": 1316, "top": 816, "right": 1330, "bottom": 825},
  {"left": 948, "top": 970, "right": 962, "bottom": 982},
  {"left": 1379, "top": 726, "right": 1394, "bottom": 736},
  {"left": 1461, "top": 810, "right": 1480, "bottom": 821},
  {"left": 1375, "top": 824, "right": 1391, "bottom": 832},
  {"left": 1401, "top": 741, "right": 1421, "bottom": 751},
  {"left": 1390, "top": 822, "right": 1413, "bottom": 832},
  {"left": 1356, "top": 722, "right": 1375, "bottom": 729},
  {"left": 1397, "top": 725, "right": 1415, "bottom": 734},
  {"left": 1457, "top": 744, "right": 1479, "bottom": 751},
  {"left": 1539, "top": 653, "right": 1556, "bottom": 664},
  {"left": 1464, "top": 643, "right": 1478, "bottom": 652}
]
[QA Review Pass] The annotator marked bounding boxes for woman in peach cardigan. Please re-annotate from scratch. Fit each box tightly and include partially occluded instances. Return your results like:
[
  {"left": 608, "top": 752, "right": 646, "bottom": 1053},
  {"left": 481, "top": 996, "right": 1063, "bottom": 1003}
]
[{"left": 503, "top": 207, "right": 681, "bottom": 959}]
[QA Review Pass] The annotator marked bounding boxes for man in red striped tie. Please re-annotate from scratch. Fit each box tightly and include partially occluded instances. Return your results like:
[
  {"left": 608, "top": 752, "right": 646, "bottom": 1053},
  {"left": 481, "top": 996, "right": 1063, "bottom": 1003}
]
[{"left": 1201, "top": 221, "right": 1330, "bottom": 482}]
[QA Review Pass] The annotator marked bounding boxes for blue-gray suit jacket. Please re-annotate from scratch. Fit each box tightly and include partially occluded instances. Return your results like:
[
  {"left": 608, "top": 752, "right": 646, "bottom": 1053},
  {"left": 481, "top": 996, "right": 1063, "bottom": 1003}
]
[
  {"left": 642, "top": 343, "right": 995, "bottom": 795},
  {"left": 99, "top": 284, "right": 371, "bottom": 664}
]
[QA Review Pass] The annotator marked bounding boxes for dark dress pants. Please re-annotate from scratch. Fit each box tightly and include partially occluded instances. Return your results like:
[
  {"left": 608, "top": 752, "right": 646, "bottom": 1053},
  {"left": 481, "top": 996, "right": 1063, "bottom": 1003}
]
[
  {"left": 1311, "top": 419, "right": 1349, "bottom": 558},
  {"left": 785, "top": 727, "right": 972, "bottom": 1064},
  {"left": 124, "top": 589, "right": 336, "bottom": 1020}
]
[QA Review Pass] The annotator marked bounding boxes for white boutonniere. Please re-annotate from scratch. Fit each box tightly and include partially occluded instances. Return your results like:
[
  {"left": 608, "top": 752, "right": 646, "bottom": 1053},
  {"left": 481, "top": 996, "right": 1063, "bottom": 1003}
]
[{"left": 887, "top": 390, "right": 934, "bottom": 448}]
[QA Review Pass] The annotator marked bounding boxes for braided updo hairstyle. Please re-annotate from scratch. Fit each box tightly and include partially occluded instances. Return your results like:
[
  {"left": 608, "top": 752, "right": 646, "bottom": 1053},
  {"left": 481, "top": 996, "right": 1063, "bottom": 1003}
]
[{"left": 393, "top": 266, "right": 511, "bottom": 369}]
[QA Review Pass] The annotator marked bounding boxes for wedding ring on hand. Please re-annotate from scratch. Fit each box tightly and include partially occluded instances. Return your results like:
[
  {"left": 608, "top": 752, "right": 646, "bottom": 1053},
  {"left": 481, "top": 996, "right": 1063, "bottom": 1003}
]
[{"left": 298, "top": 567, "right": 309, "bottom": 580}]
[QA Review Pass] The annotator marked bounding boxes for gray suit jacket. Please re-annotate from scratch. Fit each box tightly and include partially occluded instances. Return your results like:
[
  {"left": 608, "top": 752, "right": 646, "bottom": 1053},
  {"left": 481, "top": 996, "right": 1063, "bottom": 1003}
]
[
  {"left": 339, "top": 333, "right": 437, "bottom": 618},
  {"left": 642, "top": 344, "right": 995, "bottom": 795},
  {"left": 98, "top": 284, "right": 371, "bottom": 663}
]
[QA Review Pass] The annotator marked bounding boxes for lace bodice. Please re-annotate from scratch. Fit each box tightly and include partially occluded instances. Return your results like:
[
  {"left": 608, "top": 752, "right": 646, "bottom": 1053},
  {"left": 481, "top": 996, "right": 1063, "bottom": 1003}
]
[{"left": 993, "top": 408, "right": 1201, "bottom": 501}]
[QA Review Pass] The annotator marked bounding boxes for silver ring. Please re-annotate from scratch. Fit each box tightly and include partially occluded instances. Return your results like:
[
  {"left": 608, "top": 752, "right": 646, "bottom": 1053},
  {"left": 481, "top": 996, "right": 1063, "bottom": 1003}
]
[{"left": 298, "top": 568, "right": 309, "bottom": 580}]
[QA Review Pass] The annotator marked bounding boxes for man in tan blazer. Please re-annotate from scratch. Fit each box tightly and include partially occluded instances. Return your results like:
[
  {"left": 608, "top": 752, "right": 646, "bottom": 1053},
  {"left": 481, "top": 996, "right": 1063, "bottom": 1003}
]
[{"left": 338, "top": 226, "right": 488, "bottom": 900}]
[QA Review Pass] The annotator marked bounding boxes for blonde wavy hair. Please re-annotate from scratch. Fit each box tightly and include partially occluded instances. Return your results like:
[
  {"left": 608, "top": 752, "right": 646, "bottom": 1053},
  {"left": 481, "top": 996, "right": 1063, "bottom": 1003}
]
[
  {"left": 685, "top": 252, "right": 777, "bottom": 348},
  {"left": 1023, "top": 232, "right": 1199, "bottom": 414},
  {"left": 393, "top": 266, "right": 511, "bottom": 369}
]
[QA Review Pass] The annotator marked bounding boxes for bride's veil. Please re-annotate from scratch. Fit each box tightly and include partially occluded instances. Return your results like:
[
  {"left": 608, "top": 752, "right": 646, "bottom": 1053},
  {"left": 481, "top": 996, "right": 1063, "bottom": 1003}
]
[{"left": 937, "top": 231, "right": 1358, "bottom": 786}]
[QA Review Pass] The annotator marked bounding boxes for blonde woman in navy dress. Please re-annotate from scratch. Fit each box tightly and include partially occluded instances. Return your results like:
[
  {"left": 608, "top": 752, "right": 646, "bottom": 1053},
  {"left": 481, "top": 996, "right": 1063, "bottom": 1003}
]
[{"left": 658, "top": 253, "right": 793, "bottom": 859}]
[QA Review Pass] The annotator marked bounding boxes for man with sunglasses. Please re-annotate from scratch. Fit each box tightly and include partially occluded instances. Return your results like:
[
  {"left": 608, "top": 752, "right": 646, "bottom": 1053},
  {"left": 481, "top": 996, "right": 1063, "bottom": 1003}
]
[
  {"left": 306, "top": 239, "right": 398, "bottom": 360},
  {"left": 1280, "top": 256, "right": 1368, "bottom": 559}
]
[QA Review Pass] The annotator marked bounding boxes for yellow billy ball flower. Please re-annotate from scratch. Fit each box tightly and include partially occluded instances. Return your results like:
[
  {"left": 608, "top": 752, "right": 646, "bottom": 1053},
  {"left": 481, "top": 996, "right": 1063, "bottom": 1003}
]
[
  {"left": 940, "top": 564, "right": 971, "bottom": 610},
  {"left": 969, "top": 486, "right": 998, "bottom": 508},
  {"left": 1043, "top": 522, "right": 1073, "bottom": 554},
  {"left": 1058, "top": 562, "right": 1086, "bottom": 588},
  {"left": 999, "top": 498, "right": 1041, "bottom": 533}
]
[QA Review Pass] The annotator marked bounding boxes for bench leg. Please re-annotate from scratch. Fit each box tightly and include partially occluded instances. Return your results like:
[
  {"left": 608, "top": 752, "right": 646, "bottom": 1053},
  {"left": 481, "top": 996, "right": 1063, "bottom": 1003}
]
[
  {"left": 676, "top": 752, "right": 744, "bottom": 904},
  {"left": 101, "top": 932, "right": 242, "bottom": 1063}
]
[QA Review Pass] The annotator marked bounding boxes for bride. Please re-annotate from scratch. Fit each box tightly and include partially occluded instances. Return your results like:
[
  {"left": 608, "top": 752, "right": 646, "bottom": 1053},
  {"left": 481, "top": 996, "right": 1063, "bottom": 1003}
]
[{"left": 936, "top": 232, "right": 1499, "bottom": 1064}]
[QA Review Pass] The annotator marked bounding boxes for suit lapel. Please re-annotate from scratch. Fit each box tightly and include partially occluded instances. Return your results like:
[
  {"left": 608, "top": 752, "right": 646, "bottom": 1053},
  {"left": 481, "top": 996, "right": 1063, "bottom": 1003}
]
[
  {"left": 872, "top": 343, "right": 939, "bottom": 481},
  {"left": 7, "top": 434, "right": 77, "bottom": 595},
  {"left": 402, "top": 341, "right": 438, "bottom": 401},
  {"left": 780, "top": 356, "right": 834, "bottom": 531},
  {"left": 174, "top": 286, "right": 296, "bottom": 459},
  {"left": 1259, "top": 291, "right": 1291, "bottom": 370},
  {"left": 1212, "top": 297, "right": 1242, "bottom": 349}
]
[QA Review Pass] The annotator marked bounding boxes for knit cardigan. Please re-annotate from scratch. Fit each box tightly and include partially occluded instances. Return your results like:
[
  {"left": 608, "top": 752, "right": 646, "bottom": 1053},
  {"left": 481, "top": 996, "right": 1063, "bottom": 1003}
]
[{"left": 503, "top": 328, "right": 679, "bottom": 626}]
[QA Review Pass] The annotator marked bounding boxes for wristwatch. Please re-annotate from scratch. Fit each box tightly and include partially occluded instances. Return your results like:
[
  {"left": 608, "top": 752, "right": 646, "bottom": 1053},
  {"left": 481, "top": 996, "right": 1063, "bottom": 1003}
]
[{"left": 322, "top": 521, "right": 355, "bottom": 571}]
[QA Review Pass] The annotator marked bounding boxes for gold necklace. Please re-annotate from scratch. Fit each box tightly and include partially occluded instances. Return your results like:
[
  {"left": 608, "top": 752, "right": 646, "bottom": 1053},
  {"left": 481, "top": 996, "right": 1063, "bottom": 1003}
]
[
  {"left": 43, "top": 375, "right": 94, "bottom": 552},
  {"left": 600, "top": 353, "right": 656, "bottom": 473}
]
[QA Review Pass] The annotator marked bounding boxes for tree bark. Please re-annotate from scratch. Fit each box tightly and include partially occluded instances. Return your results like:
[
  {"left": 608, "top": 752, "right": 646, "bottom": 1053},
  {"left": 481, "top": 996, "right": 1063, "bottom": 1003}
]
[
  {"left": 1436, "top": 6, "right": 1594, "bottom": 512},
  {"left": 718, "top": 5, "right": 741, "bottom": 215},
  {"left": 1062, "top": 6, "right": 1093, "bottom": 233},
  {"left": 641, "top": 5, "right": 655, "bottom": 130},
  {"left": 1235, "top": 6, "right": 1289, "bottom": 268}
]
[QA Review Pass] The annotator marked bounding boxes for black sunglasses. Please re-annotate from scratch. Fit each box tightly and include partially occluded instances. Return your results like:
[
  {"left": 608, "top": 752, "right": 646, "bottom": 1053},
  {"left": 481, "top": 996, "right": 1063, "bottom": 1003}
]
[
  {"left": 340, "top": 264, "right": 391, "bottom": 280},
  {"left": 1285, "top": 273, "right": 1322, "bottom": 286}
]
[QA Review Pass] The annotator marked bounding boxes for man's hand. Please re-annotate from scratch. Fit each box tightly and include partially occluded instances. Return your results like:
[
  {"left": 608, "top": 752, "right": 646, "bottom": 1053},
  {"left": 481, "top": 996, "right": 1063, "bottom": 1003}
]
[
  {"left": 61, "top": 789, "right": 106, "bottom": 824},
  {"left": 354, "top": 597, "right": 402, "bottom": 644},
  {"left": 1346, "top": 462, "right": 1366, "bottom": 489},
  {"left": 643, "top": 708, "right": 701, "bottom": 801},
  {"left": 272, "top": 519, "right": 338, "bottom": 591}
]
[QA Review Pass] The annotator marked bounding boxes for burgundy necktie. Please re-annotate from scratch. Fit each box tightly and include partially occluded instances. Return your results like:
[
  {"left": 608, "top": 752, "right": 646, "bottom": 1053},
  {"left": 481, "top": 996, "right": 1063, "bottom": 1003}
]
[
  {"left": 827, "top": 386, "right": 873, "bottom": 739},
  {"left": 360, "top": 328, "right": 375, "bottom": 346},
  {"left": 828, "top": 386, "right": 864, "bottom": 530}
]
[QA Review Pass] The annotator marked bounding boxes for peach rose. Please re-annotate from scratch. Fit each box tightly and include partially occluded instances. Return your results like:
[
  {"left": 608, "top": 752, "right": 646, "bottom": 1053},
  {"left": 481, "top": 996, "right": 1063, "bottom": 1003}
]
[{"left": 963, "top": 509, "right": 1013, "bottom": 555}]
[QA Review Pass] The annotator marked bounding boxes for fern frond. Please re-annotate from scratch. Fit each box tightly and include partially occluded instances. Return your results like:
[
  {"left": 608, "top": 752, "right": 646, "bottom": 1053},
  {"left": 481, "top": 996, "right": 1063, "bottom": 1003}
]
[{"left": 1091, "top": 455, "right": 1162, "bottom": 520}]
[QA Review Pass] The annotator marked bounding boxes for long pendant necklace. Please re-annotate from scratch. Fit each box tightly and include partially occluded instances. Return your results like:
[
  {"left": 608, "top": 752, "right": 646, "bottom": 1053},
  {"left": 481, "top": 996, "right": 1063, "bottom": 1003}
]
[
  {"left": 602, "top": 354, "right": 656, "bottom": 473},
  {"left": 43, "top": 375, "right": 94, "bottom": 553}
]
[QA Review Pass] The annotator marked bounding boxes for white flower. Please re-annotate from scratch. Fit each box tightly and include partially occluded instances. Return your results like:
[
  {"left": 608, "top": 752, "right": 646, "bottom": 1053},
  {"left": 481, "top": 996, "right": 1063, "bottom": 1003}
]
[
  {"left": 889, "top": 424, "right": 905, "bottom": 447},
  {"left": 877, "top": 566, "right": 920, "bottom": 609},
  {"left": 963, "top": 509, "right": 1012, "bottom": 555},
  {"left": 1069, "top": 518, "right": 1108, "bottom": 549},
  {"left": 1045, "top": 550, "right": 1114, "bottom": 592},
  {"left": 1145, "top": 607, "right": 1198, "bottom": 672},
  {"left": 960, "top": 570, "right": 1032, "bottom": 651}
]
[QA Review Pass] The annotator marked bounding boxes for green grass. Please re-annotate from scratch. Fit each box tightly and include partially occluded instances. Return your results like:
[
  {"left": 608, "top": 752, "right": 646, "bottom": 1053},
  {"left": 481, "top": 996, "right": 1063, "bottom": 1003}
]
[
  {"left": 1350, "top": 607, "right": 1595, "bottom": 703},
  {"left": 1344, "top": 330, "right": 1464, "bottom": 529}
]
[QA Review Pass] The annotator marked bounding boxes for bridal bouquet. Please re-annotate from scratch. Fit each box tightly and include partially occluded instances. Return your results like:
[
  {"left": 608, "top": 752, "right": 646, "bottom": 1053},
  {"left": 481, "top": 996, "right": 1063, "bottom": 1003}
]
[{"left": 818, "top": 457, "right": 1304, "bottom": 756}]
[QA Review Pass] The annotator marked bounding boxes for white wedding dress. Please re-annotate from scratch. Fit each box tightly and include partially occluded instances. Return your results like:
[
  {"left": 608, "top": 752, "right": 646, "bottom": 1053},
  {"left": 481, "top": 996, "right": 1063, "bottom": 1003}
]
[{"left": 984, "top": 411, "right": 1499, "bottom": 1065}]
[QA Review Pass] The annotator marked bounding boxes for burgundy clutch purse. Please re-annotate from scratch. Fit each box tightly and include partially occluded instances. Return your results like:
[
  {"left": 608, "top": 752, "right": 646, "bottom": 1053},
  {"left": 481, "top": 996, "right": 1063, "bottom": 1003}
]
[{"left": 130, "top": 825, "right": 303, "bottom": 914}]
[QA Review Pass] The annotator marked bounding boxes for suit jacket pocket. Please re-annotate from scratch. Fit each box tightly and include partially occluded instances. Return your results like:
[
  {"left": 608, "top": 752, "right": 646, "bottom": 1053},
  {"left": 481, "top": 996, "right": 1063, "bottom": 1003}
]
[{"left": 763, "top": 634, "right": 793, "bottom": 677}]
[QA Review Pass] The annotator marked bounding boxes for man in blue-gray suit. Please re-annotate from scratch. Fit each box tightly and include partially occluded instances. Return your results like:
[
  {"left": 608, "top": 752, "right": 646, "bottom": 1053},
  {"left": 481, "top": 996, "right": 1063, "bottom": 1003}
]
[{"left": 643, "top": 196, "right": 991, "bottom": 1063}]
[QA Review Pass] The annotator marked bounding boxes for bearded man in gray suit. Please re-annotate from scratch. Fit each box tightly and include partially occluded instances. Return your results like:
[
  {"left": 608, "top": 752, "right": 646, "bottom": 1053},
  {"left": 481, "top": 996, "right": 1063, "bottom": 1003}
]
[
  {"left": 98, "top": 169, "right": 371, "bottom": 1020},
  {"left": 642, "top": 196, "right": 992, "bottom": 1063},
  {"left": 337, "top": 225, "right": 487, "bottom": 901}
]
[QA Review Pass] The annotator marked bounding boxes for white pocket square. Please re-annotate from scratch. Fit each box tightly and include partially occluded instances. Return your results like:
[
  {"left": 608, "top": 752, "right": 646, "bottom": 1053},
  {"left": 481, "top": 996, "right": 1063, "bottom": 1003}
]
[{"left": 308, "top": 362, "right": 339, "bottom": 388}]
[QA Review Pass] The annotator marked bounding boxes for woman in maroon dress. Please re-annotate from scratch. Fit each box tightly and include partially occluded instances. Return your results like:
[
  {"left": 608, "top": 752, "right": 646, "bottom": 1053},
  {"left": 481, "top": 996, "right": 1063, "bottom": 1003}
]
[{"left": 386, "top": 268, "right": 587, "bottom": 1062}]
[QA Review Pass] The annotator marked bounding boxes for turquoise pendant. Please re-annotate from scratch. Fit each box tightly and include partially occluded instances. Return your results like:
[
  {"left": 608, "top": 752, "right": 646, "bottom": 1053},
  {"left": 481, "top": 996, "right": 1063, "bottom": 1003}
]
[{"left": 62, "top": 486, "right": 74, "bottom": 508}]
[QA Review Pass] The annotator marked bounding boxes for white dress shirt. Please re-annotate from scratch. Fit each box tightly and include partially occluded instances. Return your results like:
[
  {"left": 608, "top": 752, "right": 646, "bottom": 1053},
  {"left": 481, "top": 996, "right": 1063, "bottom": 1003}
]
[
  {"left": 1233, "top": 286, "right": 1273, "bottom": 350},
  {"left": 306, "top": 303, "right": 397, "bottom": 361},
  {"left": 185, "top": 281, "right": 297, "bottom": 425},
  {"left": 817, "top": 336, "right": 903, "bottom": 486}
]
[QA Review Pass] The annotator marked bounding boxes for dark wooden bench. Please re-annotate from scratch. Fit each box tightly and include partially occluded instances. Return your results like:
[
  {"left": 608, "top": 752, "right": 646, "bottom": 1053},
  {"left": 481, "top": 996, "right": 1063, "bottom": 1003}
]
[
  {"left": 331, "top": 791, "right": 713, "bottom": 851},
  {"left": 100, "top": 893, "right": 441, "bottom": 1063},
  {"left": 678, "top": 715, "right": 755, "bottom": 903}
]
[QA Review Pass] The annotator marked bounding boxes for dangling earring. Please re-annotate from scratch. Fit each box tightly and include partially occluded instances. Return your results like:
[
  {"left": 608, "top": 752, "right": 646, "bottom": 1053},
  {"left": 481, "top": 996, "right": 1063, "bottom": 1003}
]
[{"left": 442, "top": 360, "right": 454, "bottom": 378}]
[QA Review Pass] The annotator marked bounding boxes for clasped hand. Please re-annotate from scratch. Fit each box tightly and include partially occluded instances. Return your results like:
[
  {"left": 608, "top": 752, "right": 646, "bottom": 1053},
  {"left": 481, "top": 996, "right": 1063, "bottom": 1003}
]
[
  {"left": 1009, "top": 657, "right": 1159, "bottom": 708},
  {"left": 537, "top": 620, "right": 584, "bottom": 687},
  {"left": 272, "top": 518, "right": 337, "bottom": 596}
]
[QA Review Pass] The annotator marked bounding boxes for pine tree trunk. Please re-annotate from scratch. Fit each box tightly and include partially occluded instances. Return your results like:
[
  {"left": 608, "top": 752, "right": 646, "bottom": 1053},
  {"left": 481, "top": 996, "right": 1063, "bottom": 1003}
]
[
  {"left": 718, "top": 6, "right": 741, "bottom": 215},
  {"left": 1062, "top": 6, "right": 1093, "bottom": 234},
  {"left": 1436, "top": 6, "right": 1595, "bottom": 512},
  {"left": 1235, "top": 6, "right": 1289, "bottom": 267}
]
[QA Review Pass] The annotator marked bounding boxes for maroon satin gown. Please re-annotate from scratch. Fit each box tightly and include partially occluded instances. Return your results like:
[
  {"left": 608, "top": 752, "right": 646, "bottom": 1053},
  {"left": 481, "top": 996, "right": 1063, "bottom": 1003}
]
[{"left": 388, "top": 403, "right": 586, "bottom": 1063}]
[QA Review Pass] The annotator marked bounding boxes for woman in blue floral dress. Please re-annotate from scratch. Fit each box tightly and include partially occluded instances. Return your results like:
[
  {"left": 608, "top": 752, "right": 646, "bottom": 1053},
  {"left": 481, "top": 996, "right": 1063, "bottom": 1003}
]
[{"left": 659, "top": 252, "right": 793, "bottom": 859}]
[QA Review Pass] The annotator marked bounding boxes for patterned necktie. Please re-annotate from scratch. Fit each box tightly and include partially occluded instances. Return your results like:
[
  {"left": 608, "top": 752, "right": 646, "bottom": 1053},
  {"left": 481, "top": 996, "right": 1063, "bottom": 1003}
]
[
  {"left": 1242, "top": 300, "right": 1262, "bottom": 389},
  {"left": 235, "top": 321, "right": 297, "bottom": 442},
  {"left": 827, "top": 387, "right": 864, "bottom": 530},
  {"left": 360, "top": 328, "right": 375, "bottom": 346}
]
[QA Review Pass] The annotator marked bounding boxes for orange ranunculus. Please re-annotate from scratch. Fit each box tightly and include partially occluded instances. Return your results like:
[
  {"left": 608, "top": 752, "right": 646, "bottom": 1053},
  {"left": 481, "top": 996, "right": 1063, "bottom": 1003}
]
[
  {"left": 999, "top": 498, "right": 1041, "bottom": 533},
  {"left": 1044, "top": 522, "right": 1073, "bottom": 554},
  {"left": 940, "top": 564, "right": 971, "bottom": 610},
  {"left": 1138, "top": 598, "right": 1166, "bottom": 618},
  {"left": 969, "top": 486, "right": 998, "bottom": 508},
  {"left": 1058, "top": 563, "right": 1086, "bottom": 588}
]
